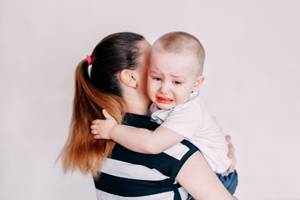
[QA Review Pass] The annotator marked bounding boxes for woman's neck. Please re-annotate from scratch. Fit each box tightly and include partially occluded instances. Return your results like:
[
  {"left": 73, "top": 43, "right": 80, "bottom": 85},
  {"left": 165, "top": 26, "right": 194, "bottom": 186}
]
[
  {"left": 124, "top": 103, "right": 149, "bottom": 115},
  {"left": 122, "top": 92, "right": 150, "bottom": 116}
]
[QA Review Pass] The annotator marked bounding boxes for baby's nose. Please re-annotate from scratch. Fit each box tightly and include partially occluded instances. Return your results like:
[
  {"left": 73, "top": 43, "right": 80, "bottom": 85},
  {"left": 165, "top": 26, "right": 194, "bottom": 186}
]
[{"left": 159, "top": 83, "right": 170, "bottom": 93}]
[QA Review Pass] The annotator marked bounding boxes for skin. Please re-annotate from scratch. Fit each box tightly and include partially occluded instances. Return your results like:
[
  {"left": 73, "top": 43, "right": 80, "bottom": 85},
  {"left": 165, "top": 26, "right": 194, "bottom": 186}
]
[
  {"left": 147, "top": 48, "right": 204, "bottom": 110},
  {"left": 91, "top": 40, "right": 236, "bottom": 199}
]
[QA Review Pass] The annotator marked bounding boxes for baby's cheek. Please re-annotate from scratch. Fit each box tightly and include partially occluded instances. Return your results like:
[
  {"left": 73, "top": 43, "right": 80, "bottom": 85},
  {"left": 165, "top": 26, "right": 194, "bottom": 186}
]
[
  {"left": 147, "top": 86, "right": 156, "bottom": 101},
  {"left": 176, "top": 93, "right": 190, "bottom": 105},
  {"left": 148, "top": 80, "right": 157, "bottom": 90},
  {"left": 147, "top": 81, "right": 154, "bottom": 94}
]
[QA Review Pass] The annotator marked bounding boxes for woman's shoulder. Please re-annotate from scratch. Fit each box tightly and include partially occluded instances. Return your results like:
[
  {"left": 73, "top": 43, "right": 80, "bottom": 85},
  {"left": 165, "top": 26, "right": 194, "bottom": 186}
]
[{"left": 123, "top": 113, "right": 159, "bottom": 130}]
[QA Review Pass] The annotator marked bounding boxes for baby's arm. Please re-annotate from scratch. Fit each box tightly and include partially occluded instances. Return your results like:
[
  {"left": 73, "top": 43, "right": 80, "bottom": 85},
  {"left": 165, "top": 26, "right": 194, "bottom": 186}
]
[
  {"left": 111, "top": 125, "right": 184, "bottom": 154},
  {"left": 91, "top": 110, "right": 183, "bottom": 154}
]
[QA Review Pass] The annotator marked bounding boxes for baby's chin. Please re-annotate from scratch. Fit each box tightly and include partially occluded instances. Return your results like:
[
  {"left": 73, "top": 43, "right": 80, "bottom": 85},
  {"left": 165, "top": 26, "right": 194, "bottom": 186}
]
[{"left": 155, "top": 102, "right": 176, "bottom": 110}]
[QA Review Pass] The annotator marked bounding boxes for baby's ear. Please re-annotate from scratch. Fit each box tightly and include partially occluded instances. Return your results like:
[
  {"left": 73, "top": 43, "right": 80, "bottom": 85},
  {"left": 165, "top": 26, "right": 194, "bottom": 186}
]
[
  {"left": 193, "top": 75, "right": 205, "bottom": 91},
  {"left": 119, "top": 69, "right": 138, "bottom": 89}
]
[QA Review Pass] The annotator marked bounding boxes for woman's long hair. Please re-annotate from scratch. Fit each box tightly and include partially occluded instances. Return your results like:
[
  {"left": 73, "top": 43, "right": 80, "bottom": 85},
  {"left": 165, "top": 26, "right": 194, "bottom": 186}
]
[{"left": 60, "top": 32, "right": 145, "bottom": 174}]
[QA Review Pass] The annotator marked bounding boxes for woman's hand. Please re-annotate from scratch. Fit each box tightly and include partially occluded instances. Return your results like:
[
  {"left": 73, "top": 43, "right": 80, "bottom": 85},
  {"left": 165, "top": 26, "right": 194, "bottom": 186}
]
[
  {"left": 91, "top": 109, "right": 117, "bottom": 140},
  {"left": 225, "top": 135, "right": 236, "bottom": 173}
]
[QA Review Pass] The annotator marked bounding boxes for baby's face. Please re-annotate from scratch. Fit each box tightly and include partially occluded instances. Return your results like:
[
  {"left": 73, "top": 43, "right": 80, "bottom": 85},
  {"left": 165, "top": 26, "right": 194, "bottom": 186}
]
[{"left": 147, "top": 51, "right": 202, "bottom": 110}]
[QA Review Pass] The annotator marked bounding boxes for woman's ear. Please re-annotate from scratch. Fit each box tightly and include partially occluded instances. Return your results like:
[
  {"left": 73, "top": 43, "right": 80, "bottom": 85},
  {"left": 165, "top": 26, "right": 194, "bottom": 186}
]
[
  {"left": 193, "top": 75, "right": 205, "bottom": 92},
  {"left": 119, "top": 69, "right": 138, "bottom": 89}
]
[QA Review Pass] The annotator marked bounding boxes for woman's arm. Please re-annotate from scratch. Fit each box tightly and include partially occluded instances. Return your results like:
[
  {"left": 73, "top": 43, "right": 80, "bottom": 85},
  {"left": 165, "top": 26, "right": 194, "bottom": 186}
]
[{"left": 176, "top": 151, "right": 235, "bottom": 200}]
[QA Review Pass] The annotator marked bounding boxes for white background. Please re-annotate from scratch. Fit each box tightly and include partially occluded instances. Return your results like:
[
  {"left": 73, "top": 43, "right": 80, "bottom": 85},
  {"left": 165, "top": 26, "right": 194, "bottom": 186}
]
[{"left": 1, "top": 0, "right": 300, "bottom": 199}]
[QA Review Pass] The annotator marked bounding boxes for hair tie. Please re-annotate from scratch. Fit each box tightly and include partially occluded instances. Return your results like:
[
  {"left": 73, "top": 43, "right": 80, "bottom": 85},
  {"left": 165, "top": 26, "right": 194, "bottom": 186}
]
[{"left": 86, "top": 55, "right": 93, "bottom": 65}]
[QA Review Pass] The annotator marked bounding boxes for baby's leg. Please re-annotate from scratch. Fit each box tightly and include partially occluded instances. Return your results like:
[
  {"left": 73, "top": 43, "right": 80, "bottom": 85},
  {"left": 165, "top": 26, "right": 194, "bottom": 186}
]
[{"left": 216, "top": 170, "right": 238, "bottom": 195}]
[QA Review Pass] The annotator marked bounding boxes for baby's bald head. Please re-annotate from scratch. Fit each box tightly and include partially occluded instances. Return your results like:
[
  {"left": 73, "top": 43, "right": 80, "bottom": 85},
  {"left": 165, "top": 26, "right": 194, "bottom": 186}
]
[{"left": 152, "top": 31, "right": 206, "bottom": 75}]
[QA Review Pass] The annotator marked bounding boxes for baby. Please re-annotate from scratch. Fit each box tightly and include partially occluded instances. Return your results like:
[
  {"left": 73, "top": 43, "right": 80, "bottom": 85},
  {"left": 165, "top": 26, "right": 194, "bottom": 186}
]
[{"left": 91, "top": 32, "right": 238, "bottom": 194}]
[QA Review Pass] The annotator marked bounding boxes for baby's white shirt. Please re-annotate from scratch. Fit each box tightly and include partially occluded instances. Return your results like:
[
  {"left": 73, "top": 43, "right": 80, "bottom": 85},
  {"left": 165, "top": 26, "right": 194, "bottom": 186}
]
[{"left": 150, "top": 91, "right": 231, "bottom": 173}]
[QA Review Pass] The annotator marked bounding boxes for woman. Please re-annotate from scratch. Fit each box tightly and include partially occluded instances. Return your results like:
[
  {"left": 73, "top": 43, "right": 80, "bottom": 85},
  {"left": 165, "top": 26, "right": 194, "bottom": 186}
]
[{"left": 61, "top": 32, "right": 236, "bottom": 200}]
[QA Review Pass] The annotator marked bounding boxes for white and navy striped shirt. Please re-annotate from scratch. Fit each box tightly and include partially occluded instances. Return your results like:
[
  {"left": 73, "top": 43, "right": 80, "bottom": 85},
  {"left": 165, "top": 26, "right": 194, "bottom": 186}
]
[{"left": 93, "top": 113, "right": 199, "bottom": 200}]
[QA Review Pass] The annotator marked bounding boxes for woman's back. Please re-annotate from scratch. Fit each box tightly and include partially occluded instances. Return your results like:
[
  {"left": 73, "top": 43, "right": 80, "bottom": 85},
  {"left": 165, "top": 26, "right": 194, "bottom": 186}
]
[{"left": 94, "top": 113, "right": 198, "bottom": 200}]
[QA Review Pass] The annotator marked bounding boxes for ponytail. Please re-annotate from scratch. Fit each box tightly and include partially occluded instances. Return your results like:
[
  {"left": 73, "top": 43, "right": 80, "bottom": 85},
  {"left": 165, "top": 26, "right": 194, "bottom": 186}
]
[
  {"left": 60, "top": 32, "right": 146, "bottom": 175},
  {"left": 61, "top": 59, "right": 124, "bottom": 175}
]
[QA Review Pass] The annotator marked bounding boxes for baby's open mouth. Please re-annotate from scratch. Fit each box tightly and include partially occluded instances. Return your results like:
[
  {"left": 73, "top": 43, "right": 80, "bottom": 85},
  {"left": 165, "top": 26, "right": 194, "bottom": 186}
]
[{"left": 156, "top": 96, "right": 174, "bottom": 104}]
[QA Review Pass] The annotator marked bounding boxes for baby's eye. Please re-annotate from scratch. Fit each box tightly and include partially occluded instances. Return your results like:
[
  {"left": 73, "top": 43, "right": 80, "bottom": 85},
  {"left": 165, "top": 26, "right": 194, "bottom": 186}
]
[
  {"left": 173, "top": 81, "right": 183, "bottom": 85},
  {"left": 152, "top": 77, "right": 162, "bottom": 81}
]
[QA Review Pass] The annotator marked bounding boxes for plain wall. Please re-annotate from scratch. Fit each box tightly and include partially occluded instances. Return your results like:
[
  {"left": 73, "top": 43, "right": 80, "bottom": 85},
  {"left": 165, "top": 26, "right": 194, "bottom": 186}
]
[{"left": 1, "top": 0, "right": 300, "bottom": 199}]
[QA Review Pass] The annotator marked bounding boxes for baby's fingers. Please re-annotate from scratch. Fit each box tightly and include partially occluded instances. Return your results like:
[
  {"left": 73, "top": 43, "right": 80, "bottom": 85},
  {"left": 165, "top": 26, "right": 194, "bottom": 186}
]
[
  {"left": 102, "top": 109, "right": 113, "bottom": 119},
  {"left": 91, "top": 129, "right": 99, "bottom": 134},
  {"left": 91, "top": 129, "right": 102, "bottom": 139},
  {"left": 93, "top": 134, "right": 101, "bottom": 139},
  {"left": 92, "top": 119, "right": 102, "bottom": 125},
  {"left": 90, "top": 124, "right": 100, "bottom": 131}
]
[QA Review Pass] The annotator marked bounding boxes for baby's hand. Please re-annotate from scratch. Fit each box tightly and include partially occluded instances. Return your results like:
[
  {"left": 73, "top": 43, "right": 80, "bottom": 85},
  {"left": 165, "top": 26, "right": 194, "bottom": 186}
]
[{"left": 91, "top": 109, "right": 117, "bottom": 140}]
